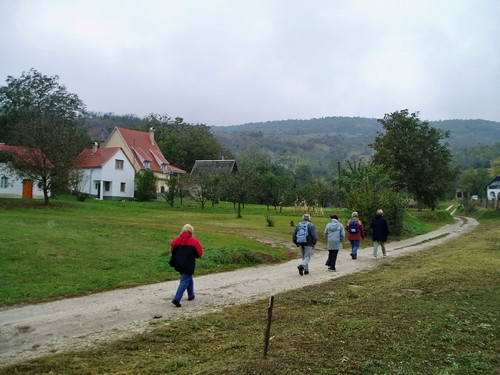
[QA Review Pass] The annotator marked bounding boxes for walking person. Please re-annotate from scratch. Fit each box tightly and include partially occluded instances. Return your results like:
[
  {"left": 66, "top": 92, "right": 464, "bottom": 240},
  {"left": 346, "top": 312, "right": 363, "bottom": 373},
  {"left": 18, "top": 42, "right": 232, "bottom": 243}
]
[
  {"left": 371, "top": 209, "right": 389, "bottom": 258},
  {"left": 169, "top": 224, "right": 204, "bottom": 307},
  {"left": 346, "top": 211, "right": 364, "bottom": 259},
  {"left": 324, "top": 214, "right": 345, "bottom": 271},
  {"left": 293, "top": 213, "right": 317, "bottom": 276}
]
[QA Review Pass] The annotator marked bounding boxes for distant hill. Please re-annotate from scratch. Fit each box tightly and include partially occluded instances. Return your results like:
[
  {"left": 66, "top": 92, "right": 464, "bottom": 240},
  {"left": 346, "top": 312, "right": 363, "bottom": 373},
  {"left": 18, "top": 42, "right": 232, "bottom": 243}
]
[
  {"left": 81, "top": 114, "right": 500, "bottom": 175},
  {"left": 212, "top": 117, "right": 500, "bottom": 174}
]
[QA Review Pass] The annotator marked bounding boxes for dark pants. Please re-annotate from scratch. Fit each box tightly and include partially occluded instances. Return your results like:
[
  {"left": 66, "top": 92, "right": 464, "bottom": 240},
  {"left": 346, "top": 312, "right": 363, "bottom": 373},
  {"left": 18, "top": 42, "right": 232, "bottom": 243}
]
[{"left": 326, "top": 250, "right": 339, "bottom": 269}]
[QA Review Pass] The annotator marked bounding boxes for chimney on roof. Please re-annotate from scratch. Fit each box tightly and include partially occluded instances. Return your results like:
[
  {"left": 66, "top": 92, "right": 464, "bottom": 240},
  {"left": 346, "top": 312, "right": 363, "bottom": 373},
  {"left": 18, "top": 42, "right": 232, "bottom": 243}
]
[
  {"left": 92, "top": 142, "right": 98, "bottom": 153},
  {"left": 149, "top": 127, "right": 155, "bottom": 146}
]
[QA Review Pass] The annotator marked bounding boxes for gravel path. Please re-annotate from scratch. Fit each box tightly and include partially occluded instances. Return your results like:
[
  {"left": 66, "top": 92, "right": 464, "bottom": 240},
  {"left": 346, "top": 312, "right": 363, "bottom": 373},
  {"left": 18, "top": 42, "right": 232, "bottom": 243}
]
[{"left": 0, "top": 216, "right": 478, "bottom": 366}]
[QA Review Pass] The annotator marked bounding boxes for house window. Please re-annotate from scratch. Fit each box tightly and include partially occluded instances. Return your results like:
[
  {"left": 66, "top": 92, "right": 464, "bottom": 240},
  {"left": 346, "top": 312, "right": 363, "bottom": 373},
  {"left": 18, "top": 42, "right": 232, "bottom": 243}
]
[
  {"left": 144, "top": 161, "right": 151, "bottom": 170},
  {"left": 115, "top": 159, "right": 124, "bottom": 170},
  {"left": 0, "top": 176, "right": 8, "bottom": 189},
  {"left": 104, "top": 181, "right": 111, "bottom": 192},
  {"left": 120, "top": 182, "right": 126, "bottom": 192}
]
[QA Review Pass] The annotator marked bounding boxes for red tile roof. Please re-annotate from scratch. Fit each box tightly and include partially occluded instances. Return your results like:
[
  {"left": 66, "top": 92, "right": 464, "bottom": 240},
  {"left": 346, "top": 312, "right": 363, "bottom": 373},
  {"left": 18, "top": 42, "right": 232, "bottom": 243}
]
[
  {"left": 74, "top": 147, "right": 122, "bottom": 168},
  {"left": 0, "top": 144, "right": 52, "bottom": 167},
  {"left": 117, "top": 127, "right": 185, "bottom": 174}
]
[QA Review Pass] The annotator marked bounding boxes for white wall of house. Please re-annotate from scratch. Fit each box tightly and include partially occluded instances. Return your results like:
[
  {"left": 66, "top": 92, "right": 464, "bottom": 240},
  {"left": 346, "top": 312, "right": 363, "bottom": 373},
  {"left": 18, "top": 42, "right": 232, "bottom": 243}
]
[
  {"left": 487, "top": 185, "right": 500, "bottom": 200},
  {"left": 78, "top": 149, "right": 135, "bottom": 199},
  {"left": 0, "top": 163, "right": 46, "bottom": 199}
]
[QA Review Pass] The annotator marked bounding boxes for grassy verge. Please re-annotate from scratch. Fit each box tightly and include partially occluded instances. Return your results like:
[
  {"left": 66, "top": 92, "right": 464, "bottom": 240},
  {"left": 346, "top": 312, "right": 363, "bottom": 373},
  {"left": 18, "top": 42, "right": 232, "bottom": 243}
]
[
  {"left": 3, "top": 213, "right": 498, "bottom": 374},
  {"left": 0, "top": 197, "right": 452, "bottom": 306}
]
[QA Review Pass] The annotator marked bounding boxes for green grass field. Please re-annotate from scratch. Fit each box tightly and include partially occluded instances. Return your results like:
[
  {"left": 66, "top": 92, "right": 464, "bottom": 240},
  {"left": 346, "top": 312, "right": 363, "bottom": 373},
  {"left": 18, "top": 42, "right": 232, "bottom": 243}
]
[
  {"left": 0, "top": 197, "right": 452, "bottom": 306},
  {"left": 3, "top": 211, "right": 497, "bottom": 375}
]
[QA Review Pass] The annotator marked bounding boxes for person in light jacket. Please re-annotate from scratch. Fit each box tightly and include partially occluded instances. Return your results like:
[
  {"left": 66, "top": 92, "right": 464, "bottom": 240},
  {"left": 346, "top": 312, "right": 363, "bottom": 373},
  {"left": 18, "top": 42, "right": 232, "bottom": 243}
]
[
  {"left": 293, "top": 213, "right": 317, "bottom": 276},
  {"left": 324, "top": 214, "right": 345, "bottom": 271}
]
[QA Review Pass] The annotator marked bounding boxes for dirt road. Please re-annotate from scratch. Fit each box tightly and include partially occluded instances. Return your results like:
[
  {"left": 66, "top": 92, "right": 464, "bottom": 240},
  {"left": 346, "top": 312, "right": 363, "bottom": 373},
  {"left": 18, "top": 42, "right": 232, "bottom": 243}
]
[{"left": 0, "top": 217, "right": 478, "bottom": 366}]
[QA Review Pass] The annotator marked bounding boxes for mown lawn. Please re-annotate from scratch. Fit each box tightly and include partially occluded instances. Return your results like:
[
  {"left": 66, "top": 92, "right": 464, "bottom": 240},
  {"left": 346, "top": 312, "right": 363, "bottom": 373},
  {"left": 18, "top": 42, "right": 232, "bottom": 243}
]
[
  {"left": 0, "top": 197, "right": 452, "bottom": 306},
  {"left": 3, "top": 211, "right": 497, "bottom": 375}
]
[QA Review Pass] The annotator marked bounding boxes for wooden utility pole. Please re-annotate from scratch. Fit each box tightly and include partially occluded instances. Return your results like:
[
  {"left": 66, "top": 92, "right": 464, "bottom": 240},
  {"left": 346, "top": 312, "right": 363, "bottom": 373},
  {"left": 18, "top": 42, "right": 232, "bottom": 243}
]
[{"left": 263, "top": 296, "right": 275, "bottom": 358}]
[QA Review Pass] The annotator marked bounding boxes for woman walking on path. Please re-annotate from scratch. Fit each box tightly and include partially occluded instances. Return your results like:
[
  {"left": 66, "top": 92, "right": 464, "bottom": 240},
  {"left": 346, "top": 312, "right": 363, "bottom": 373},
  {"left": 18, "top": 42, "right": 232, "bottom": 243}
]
[
  {"left": 371, "top": 209, "right": 389, "bottom": 258},
  {"left": 169, "top": 224, "right": 204, "bottom": 307},
  {"left": 346, "top": 211, "right": 364, "bottom": 260},
  {"left": 324, "top": 214, "right": 345, "bottom": 271}
]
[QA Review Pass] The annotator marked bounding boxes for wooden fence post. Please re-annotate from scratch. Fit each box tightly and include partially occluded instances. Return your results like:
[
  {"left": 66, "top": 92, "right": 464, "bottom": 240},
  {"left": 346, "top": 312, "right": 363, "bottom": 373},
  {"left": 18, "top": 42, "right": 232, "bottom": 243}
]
[{"left": 263, "top": 295, "right": 275, "bottom": 358}]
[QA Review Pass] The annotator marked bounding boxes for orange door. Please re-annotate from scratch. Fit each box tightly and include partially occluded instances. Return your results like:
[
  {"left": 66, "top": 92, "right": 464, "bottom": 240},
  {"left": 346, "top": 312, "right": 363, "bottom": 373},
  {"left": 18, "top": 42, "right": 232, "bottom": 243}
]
[{"left": 22, "top": 180, "right": 33, "bottom": 199}]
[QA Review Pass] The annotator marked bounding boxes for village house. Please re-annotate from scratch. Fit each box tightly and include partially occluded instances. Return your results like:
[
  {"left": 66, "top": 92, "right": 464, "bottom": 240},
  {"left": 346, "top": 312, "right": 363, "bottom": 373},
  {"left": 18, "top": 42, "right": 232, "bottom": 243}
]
[
  {"left": 103, "top": 127, "right": 185, "bottom": 194},
  {"left": 0, "top": 144, "right": 48, "bottom": 199},
  {"left": 486, "top": 176, "right": 500, "bottom": 201},
  {"left": 74, "top": 145, "right": 135, "bottom": 200}
]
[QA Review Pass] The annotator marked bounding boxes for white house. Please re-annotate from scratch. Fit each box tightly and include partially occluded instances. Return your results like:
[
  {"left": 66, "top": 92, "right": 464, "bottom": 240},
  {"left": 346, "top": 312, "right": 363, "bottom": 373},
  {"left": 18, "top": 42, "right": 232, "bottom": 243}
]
[
  {"left": 0, "top": 144, "right": 47, "bottom": 199},
  {"left": 103, "top": 127, "right": 185, "bottom": 194},
  {"left": 486, "top": 176, "right": 500, "bottom": 201},
  {"left": 74, "top": 146, "right": 135, "bottom": 200}
]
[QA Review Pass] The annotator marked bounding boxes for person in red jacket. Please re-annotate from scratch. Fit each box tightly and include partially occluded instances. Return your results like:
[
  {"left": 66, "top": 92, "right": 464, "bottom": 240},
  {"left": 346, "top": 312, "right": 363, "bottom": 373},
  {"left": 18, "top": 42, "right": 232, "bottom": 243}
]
[
  {"left": 346, "top": 211, "right": 364, "bottom": 259},
  {"left": 169, "top": 224, "right": 204, "bottom": 307}
]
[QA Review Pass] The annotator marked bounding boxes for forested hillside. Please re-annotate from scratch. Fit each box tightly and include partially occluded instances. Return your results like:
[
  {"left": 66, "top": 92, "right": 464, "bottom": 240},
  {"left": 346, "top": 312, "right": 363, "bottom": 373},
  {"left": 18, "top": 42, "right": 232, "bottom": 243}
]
[{"left": 212, "top": 117, "right": 500, "bottom": 174}]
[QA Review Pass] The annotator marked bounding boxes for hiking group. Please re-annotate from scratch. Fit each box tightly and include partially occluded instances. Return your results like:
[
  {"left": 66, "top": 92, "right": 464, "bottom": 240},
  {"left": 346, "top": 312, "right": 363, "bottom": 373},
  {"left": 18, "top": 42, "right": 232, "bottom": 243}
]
[
  {"left": 168, "top": 209, "right": 389, "bottom": 307},
  {"left": 293, "top": 209, "right": 389, "bottom": 275}
]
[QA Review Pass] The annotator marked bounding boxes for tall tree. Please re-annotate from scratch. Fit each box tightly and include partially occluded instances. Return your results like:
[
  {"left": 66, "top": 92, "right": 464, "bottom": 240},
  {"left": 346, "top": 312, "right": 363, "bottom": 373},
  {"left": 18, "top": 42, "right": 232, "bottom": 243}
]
[
  {"left": 0, "top": 69, "right": 89, "bottom": 203},
  {"left": 458, "top": 168, "right": 491, "bottom": 198},
  {"left": 372, "top": 110, "right": 455, "bottom": 209}
]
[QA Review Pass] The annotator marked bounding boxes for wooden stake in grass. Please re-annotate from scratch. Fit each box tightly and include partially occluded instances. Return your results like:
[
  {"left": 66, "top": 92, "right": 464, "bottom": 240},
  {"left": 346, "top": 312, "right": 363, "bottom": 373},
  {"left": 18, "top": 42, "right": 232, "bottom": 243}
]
[{"left": 263, "top": 295, "right": 274, "bottom": 358}]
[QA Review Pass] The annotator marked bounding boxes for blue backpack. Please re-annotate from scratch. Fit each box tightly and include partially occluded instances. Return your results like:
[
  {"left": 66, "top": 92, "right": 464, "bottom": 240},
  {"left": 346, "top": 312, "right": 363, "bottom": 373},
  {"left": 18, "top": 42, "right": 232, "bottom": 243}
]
[
  {"left": 349, "top": 220, "right": 360, "bottom": 234},
  {"left": 296, "top": 222, "right": 309, "bottom": 244}
]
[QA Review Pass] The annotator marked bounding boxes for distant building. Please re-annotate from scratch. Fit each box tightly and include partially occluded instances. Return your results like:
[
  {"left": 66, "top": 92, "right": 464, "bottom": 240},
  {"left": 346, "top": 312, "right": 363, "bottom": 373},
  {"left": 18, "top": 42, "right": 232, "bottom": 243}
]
[
  {"left": 103, "top": 127, "right": 185, "bottom": 194},
  {"left": 0, "top": 144, "right": 49, "bottom": 199},
  {"left": 190, "top": 160, "right": 238, "bottom": 177},
  {"left": 486, "top": 176, "right": 500, "bottom": 200},
  {"left": 74, "top": 145, "right": 135, "bottom": 200}
]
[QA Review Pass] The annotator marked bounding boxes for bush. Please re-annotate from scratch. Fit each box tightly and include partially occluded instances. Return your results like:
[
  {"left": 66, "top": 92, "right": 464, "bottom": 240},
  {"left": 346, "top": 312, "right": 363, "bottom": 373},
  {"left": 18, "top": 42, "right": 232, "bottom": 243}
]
[
  {"left": 76, "top": 192, "right": 89, "bottom": 202},
  {"left": 340, "top": 163, "right": 409, "bottom": 236},
  {"left": 135, "top": 170, "right": 157, "bottom": 201}
]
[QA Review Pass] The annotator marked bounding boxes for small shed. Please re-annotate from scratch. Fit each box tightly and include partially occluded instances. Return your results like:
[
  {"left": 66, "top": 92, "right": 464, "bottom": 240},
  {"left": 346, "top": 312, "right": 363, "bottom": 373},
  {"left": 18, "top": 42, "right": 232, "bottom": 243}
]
[
  {"left": 190, "top": 160, "right": 238, "bottom": 177},
  {"left": 486, "top": 176, "right": 500, "bottom": 201}
]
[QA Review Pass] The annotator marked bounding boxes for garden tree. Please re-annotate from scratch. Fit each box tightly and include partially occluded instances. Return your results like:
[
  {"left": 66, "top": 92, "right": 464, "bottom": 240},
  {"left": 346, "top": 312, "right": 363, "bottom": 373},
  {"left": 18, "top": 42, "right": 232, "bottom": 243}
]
[
  {"left": 176, "top": 174, "right": 189, "bottom": 206},
  {"left": 164, "top": 175, "right": 178, "bottom": 207},
  {"left": 260, "top": 167, "right": 294, "bottom": 212},
  {"left": 458, "top": 168, "right": 491, "bottom": 198},
  {"left": 372, "top": 110, "right": 455, "bottom": 209},
  {"left": 225, "top": 157, "right": 256, "bottom": 218},
  {"left": 191, "top": 173, "right": 211, "bottom": 209},
  {"left": 205, "top": 174, "right": 224, "bottom": 207},
  {"left": 135, "top": 170, "right": 157, "bottom": 201},
  {"left": 490, "top": 157, "right": 500, "bottom": 177},
  {"left": 0, "top": 69, "right": 89, "bottom": 203},
  {"left": 339, "top": 162, "right": 409, "bottom": 235},
  {"left": 142, "top": 114, "right": 232, "bottom": 171}
]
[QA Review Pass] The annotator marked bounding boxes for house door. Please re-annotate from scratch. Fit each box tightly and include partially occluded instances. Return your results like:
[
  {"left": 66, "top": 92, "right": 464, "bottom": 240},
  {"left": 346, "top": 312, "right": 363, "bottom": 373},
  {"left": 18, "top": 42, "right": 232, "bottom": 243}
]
[{"left": 22, "top": 179, "right": 33, "bottom": 199}]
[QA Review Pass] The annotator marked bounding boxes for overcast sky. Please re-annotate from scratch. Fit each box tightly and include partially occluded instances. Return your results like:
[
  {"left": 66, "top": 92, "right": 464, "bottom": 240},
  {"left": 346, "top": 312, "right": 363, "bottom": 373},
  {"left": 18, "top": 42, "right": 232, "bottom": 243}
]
[{"left": 1, "top": 0, "right": 499, "bottom": 125}]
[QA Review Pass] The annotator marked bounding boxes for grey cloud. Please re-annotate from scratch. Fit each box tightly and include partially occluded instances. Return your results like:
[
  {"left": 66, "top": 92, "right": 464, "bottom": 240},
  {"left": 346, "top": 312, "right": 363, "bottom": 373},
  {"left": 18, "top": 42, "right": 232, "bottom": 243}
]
[{"left": 1, "top": 0, "right": 499, "bottom": 124}]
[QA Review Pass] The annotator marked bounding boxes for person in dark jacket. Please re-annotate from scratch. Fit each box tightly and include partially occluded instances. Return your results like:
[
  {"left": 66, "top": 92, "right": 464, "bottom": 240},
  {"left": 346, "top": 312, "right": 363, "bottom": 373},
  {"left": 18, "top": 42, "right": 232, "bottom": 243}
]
[
  {"left": 169, "top": 224, "right": 204, "bottom": 307},
  {"left": 371, "top": 209, "right": 389, "bottom": 258},
  {"left": 293, "top": 213, "right": 317, "bottom": 276}
]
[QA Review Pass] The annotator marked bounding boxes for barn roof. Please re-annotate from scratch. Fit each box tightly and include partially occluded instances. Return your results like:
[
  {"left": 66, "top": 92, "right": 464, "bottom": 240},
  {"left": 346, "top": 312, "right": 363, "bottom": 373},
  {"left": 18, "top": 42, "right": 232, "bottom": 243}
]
[
  {"left": 486, "top": 175, "right": 500, "bottom": 187},
  {"left": 190, "top": 160, "right": 238, "bottom": 176}
]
